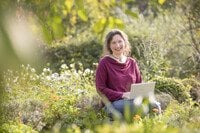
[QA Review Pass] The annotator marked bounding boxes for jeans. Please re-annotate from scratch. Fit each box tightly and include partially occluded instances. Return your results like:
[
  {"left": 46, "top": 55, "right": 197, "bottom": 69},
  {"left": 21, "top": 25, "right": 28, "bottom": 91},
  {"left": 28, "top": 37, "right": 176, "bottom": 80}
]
[{"left": 104, "top": 99, "right": 161, "bottom": 119}]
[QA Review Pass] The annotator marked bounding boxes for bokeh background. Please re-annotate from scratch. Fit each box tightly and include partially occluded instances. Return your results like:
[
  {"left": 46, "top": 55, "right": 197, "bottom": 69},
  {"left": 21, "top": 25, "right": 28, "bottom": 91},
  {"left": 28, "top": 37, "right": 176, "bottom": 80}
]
[{"left": 0, "top": 0, "right": 200, "bottom": 132}]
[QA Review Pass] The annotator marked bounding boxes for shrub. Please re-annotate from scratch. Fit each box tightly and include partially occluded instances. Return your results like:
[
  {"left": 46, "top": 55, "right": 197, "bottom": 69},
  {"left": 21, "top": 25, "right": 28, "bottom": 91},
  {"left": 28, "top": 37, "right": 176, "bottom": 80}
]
[
  {"left": 128, "top": 36, "right": 170, "bottom": 81},
  {"left": 162, "top": 101, "right": 200, "bottom": 130},
  {"left": 152, "top": 76, "right": 191, "bottom": 103},
  {"left": 1, "top": 64, "right": 95, "bottom": 132},
  {"left": 0, "top": 122, "right": 37, "bottom": 133},
  {"left": 182, "top": 78, "right": 200, "bottom": 104},
  {"left": 93, "top": 120, "right": 179, "bottom": 133},
  {"left": 2, "top": 64, "right": 199, "bottom": 132},
  {"left": 43, "top": 38, "right": 102, "bottom": 72}
]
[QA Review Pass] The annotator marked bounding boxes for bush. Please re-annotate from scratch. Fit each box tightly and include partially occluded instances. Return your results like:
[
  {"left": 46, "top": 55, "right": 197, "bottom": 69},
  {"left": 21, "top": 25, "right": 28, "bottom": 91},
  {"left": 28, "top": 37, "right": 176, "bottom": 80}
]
[
  {"left": 182, "top": 78, "right": 200, "bottom": 104},
  {"left": 163, "top": 101, "right": 200, "bottom": 130},
  {"left": 43, "top": 38, "right": 102, "bottom": 72},
  {"left": 2, "top": 64, "right": 200, "bottom": 132},
  {"left": 1, "top": 64, "right": 96, "bottom": 131},
  {"left": 152, "top": 76, "right": 191, "bottom": 103},
  {"left": 128, "top": 36, "right": 170, "bottom": 81},
  {"left": 0, "top": 122, "right": 37, "bottom": 133}
]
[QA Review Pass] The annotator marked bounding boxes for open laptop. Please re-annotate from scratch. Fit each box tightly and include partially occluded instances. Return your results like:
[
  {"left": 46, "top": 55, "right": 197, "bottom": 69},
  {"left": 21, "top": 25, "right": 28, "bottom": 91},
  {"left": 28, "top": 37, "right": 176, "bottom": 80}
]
[{"left": 130, "top": 82, "right": 156, "bottom": 99}]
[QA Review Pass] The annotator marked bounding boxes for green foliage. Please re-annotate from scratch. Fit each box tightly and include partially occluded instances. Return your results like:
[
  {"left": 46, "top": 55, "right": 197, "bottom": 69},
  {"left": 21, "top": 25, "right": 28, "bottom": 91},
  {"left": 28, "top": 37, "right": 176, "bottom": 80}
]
[
  {"left": 0, "top": 122, "right": 38, "bottom": 133},
  {"left": 44, "top": 37, "right": 102, "bottom": 72},
  {"left": 124, "top": 9, "right": 195, "bottom": 78},
  {"left": 182, "top": 78, "right": 200, "bottom": 90},
  {"left": 152, "top": 77, "right": 191, "bottom": 103},
  {"left": 1, "top": 64, "right": 95, "bottom": 131},
  {"left": 59, "top": 108, "right": 107, "bottom": 132},
  {"left": 0, "top": 0, "right": 139, "bottom": 42},
  {"left": 1, "top": 64, "right": 200, "bottom": 132},
  {"left": 163, "top": 101, "right": 200, "bottom": 130},
  {"left": 93, "top": 119, "right": 179, "bottom": 133},
  {"left": 2, "top": 0, "right": 198, "bottom": 79},
  {"left": 182, "top": 78, "right": 200, "bottom": 104},
  {"left": 128, "top": 36, "right": 170, "bottom": 80}
]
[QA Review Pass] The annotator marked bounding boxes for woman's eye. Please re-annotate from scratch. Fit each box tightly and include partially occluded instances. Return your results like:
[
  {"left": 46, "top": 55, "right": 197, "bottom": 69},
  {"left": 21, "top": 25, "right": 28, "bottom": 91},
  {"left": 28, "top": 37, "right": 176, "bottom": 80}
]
[{"left": 112, "top": 42, "right": 116, "bottom": 44}]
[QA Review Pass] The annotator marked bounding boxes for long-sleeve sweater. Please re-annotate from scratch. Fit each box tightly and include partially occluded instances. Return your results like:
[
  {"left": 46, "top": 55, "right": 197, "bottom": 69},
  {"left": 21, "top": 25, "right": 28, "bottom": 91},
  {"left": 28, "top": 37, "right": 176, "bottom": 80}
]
[{"left": 95, "top": 56, "right": 142, "bottom": 102}]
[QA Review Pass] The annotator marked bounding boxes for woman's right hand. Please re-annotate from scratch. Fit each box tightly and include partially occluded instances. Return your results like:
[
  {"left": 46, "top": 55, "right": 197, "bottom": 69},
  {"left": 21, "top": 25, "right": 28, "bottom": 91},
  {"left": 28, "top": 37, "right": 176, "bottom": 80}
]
[{"left": 122, "top": 92, "right": 131, "bottom": 99}]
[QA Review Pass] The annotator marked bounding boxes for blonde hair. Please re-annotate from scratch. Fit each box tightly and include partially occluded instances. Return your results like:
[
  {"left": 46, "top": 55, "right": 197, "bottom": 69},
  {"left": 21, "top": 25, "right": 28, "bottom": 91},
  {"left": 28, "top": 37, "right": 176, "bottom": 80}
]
[{"left": 102, "top": 29, "right": 131, "bottom": 56}]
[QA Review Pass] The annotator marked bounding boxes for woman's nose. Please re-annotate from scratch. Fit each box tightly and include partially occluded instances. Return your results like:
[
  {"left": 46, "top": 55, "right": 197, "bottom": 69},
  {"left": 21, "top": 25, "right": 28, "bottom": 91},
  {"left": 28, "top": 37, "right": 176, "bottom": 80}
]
[{"left": 115, "top": 43, "right": 120, "bottom": 47}]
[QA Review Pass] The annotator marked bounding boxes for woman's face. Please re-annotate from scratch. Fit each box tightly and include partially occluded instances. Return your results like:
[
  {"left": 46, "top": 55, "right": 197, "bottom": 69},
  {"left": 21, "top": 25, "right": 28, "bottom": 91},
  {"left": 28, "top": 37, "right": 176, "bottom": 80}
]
[{"left": 110, "top": 34, "right": 125, "bottom": 56}]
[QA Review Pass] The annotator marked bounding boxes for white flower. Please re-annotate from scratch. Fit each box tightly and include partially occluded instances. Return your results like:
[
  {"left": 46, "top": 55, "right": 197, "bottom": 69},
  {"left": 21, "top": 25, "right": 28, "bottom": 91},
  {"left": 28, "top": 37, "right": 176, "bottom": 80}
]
[
  {"left": 84, "top": 68, "right": 90, "bottom": 74},
  {"left": 46, "top": 76, "right": 51, "bottom": 81},
  {"left": 51, "top": 73, "right": 59, "bottom": 78},
  {"left": 61, "top": 64, "right": 68, "bottom": 69},
  {"left": 70, "top": 63, "right": 75, "bottom": 68},
  {"left": 31, "top": 68, "right": 36, "bottom": 73},
  {"left": 77, "top": 89, "right": 84, "bottom": 94},
  {"left": 43, "top": 68, "right": 47, "bottom": 72},
  {"left": 73, "top": 71, "right": 79, "bottom": 77}
]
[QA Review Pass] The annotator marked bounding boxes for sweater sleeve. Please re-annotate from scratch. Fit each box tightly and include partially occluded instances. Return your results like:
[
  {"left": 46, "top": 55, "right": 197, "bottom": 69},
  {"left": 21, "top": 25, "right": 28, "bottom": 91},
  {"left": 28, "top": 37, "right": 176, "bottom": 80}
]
[
  {"left": 135, "top": 61, "right": 142, "bottom": 83},
  {"left": 95, "top": 61, "right": 123, "bottom": 102}
]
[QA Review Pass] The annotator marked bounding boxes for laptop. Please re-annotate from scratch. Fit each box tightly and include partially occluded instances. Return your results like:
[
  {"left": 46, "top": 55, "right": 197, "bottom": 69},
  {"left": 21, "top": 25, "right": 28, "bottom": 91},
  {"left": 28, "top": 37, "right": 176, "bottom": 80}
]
[{"left": 130, "top": 82, "right": 156, "bottom": 99}]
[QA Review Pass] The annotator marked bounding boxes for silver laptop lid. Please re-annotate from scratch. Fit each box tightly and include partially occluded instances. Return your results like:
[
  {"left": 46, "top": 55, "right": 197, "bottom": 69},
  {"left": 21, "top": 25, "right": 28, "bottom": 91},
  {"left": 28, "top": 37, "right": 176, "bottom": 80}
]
[{"left": 130, "top": 82, "right": 156, "bottom": 99}]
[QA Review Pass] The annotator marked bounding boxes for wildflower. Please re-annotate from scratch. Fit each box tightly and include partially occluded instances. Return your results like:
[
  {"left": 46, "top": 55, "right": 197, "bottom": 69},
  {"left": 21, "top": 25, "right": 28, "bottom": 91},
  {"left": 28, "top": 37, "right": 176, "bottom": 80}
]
[
  {"left": 84, "top": 68, "right": 90, "bottom": 74},
  {"left": 51, "top": 73, "right": 59, "bottom": 79},
  {"left": 77, "top": 89, "right": 85, "bottom": 95},
  {"left": 61, "top": 64, "right": 68, "bottom": 69},
  {"left": 31, "top": 68, "right": 36, "bottom": 73},
  {"left": 46, "top": 76, "right": 51, "bottom": 81},
  {"left": 43, "top": 102, "right": 49, "bottom": 108},
  {"left": 70, "top": 63, "right": 75, "bottom": 68},
  {"left": 133, "top": 114, "right": 142, "bottom": 121},
  {"left": 52, "top": 95, "right": 60, "bottom": 101}
]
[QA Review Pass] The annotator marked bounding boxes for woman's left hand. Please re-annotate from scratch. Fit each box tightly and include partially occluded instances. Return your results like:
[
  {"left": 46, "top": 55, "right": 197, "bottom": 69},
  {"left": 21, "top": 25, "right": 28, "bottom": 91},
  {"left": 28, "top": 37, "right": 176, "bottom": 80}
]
[{"left": 122, "top": 92, "right": 131, "bottom": 99}]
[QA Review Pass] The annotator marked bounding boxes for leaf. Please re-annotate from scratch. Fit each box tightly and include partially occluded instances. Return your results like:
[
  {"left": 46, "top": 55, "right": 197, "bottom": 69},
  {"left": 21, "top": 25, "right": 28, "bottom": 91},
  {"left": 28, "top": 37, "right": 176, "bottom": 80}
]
[
  {"left": 121, "top": 0, "right": 134, "bottom": 4},
  {"left": 65, "top": 0, "right": 74, "bottom": 12},
  {"left": 108, "top": 17, "right": 114, "bottom": 28},
  {"left": 53, "top": 16, "right": 62, "bottom": 24},
  {"left": 75, "top": 0, "right": 84, "bottom": 9},
  {"left": 125, "top": 9, "right": 138, "bottom": 18},
  {"left": 158, "top": 0, "right": 166, "bottom": 5},
  {"left": 52, "top": 22, "right": 64, "bottom": 38},
  {"left": 77, "top": 9, "right": 88, "bottom": 21},
  {"left": 114, "top": 18, "right": 124, "bottom": 29},
  {"left": 93, "top": 18, "right": 107, "bottom": 33}
]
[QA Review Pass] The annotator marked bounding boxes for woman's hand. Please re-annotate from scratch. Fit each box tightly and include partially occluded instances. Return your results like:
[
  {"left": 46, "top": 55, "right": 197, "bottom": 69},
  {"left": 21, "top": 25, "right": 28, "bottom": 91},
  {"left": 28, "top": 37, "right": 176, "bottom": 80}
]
[{"left": 122, "top": 92, "right": 131, "bottom": 99}]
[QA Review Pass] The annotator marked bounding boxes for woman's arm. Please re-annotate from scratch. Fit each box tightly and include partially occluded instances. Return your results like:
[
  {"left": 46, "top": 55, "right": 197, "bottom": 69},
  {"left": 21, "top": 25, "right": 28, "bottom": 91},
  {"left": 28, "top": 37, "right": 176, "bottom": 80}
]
[
  {"left": 95, "top": 62, "right": 123, "bottom": 102},
  {"left": 135, "top": 61, "right": 142, "bottom": 83}
]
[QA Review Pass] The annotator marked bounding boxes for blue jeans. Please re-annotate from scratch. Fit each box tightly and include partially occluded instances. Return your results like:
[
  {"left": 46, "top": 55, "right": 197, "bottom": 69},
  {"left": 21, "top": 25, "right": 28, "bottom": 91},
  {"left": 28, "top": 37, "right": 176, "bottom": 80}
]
[{"left": 104, "top": 99, "right": 161, "bottom": 119}]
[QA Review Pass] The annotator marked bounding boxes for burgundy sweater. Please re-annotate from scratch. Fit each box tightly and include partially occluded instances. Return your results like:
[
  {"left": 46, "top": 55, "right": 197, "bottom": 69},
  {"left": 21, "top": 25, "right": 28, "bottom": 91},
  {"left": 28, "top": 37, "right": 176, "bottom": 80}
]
[{"left": 95, "top": 56, "right": 142, "bottom": 102}]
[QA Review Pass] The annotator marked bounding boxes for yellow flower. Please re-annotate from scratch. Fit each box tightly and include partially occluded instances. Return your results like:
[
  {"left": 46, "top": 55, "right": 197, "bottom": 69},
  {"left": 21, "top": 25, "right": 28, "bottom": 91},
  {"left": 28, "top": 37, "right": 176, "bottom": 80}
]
[
  {"left": 51, "top": 95, "right": 60, "bottom": 101},
  {"left": 133, "top": 114, "right": 141, "bottom": 121},
  {"left": 158, "top": 0, "right": 166, "bottom": 5}
]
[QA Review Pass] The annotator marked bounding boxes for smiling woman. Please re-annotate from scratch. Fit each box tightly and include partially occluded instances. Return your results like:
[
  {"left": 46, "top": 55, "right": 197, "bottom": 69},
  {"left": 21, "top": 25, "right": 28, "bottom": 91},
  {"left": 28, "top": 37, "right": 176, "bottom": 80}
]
[{"left": 95, "top": 29, "right": 161, "bottom": 120}]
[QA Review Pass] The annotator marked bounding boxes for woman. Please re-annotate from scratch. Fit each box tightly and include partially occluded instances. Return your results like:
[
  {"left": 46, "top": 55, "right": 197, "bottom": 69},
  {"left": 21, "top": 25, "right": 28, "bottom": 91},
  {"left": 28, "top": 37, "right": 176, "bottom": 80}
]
[{"left": 95, "top": 29, "right": 161, "bottom": 119}]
